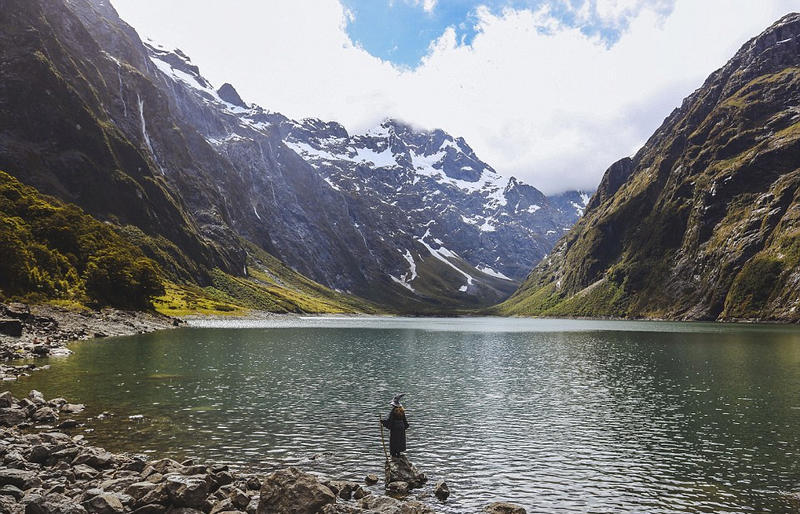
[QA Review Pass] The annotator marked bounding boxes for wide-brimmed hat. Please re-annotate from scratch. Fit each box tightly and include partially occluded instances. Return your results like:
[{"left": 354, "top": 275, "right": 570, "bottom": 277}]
[{"left": 390, "top": 393, "right": 406, "bottom": 407}]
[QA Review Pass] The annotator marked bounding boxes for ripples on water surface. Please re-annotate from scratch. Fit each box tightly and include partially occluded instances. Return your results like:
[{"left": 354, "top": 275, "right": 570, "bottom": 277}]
[{"left": 10, "top": 317, "right": 800, "bottom": 512}]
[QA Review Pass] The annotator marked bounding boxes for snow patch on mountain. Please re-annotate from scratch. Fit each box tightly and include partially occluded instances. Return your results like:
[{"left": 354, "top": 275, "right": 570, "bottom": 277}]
[
  {"left": 478, "top": 266, "right": 512, "bottom": 280},
  {"left": 353, "top": 146, "right": 397, "bottom": 168},
  {"left": 402, "top": 250, "right": 418, "bottom": 282},
  {"left": 419, "top": 229, "right": 474, "bottom": 289}
]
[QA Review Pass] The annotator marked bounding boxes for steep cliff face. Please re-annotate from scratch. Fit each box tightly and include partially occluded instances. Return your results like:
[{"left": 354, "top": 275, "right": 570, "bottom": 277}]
[
  {"left": 0, "top": 0, "right": 246, "bottom": 282},
  {"left": 498, "top": 13, "right": 800, "bottom": 322}
]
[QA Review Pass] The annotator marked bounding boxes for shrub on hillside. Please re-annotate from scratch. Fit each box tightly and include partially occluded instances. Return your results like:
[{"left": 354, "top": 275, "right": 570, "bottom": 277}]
[{"left": 0, "top": 170, "right": 165, "bottom": 309}]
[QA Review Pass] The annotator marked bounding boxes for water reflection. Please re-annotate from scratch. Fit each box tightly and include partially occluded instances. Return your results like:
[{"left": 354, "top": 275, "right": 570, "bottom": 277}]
[{"left": 8, "top": 318, "right": 800, "bottom": 512}]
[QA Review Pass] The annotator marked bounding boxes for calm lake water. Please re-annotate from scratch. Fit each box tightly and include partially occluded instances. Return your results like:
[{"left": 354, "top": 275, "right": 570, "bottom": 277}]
[{"left": 8, "top": 317, "right": 800, "bottom": 512}]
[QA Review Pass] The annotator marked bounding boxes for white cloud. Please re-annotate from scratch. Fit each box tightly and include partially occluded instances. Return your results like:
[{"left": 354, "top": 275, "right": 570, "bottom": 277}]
[
  {"left": 110, "top": 0, "right": 797, "bottom": 194},
  {"left": 394, "top": 0, "right": 437, "bottom": 13},
  {"left": 593, "top": 0, "right": 671, "bottom": 25},
  {"left": 422, "top": 0, "right": 437, "bottom": 13}
]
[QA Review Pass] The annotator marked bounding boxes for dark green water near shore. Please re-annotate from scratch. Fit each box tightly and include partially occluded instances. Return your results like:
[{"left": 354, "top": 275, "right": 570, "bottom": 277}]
[{"left": 9, "top": 317, "right": 800, "bottom": 512}]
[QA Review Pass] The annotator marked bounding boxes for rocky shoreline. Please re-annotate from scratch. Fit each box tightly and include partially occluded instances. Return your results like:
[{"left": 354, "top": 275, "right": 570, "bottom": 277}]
[
  {"left": 0, "top": 302, "right": 180, "bottom": 380},
  {"left": 0, "top": 389, "right": 527, "bottom": 513},
  {"left": 0, "top": 307, "right": 531, "bottom": 512}
]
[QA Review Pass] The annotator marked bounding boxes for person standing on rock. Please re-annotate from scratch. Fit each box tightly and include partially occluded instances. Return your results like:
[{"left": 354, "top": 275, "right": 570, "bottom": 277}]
[{"left": 382, "top": 393, "right": 409, "bottom": 457}]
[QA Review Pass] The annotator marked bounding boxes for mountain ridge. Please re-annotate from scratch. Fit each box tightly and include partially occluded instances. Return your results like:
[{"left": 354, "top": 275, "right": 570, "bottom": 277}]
[{"left": 496, "top": 12, "right": 800, "bottom": 322}]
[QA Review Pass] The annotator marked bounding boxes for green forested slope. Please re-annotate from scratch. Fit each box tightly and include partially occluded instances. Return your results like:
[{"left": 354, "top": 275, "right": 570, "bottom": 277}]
[
  {"left": 0, "top": 170, "right": 379, "bottom": 315},
  {"left": 0, "top": 170, "right": 163, "bottom": 309}
]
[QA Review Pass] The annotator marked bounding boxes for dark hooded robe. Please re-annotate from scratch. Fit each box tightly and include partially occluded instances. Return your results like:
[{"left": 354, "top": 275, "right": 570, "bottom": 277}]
[{"left": 382, "top": 406, "right": 409, "bottom": 456}]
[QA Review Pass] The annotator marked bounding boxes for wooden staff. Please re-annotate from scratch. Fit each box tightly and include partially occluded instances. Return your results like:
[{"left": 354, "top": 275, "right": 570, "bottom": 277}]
[{"left": 378, "top": 414, "right": 389, "bottom": 461}]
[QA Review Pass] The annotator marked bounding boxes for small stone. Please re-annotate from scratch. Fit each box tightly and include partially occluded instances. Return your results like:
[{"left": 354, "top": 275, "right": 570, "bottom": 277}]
[
  {"left": 164, "top": 474, "right": 210, "bottom": 508},
  {"left": 434, "top": 480, "right": 450, "bottom": 501},
  {"left": 209, "top": 498, "right": 235, "bottom": 514},
  {"left": 230, "top": 488, "right": 250, "bottom": 509},
  {"left": 61, "top": 404, "right": 86, "bottom": 414},
  {"left": 72, "top": 448, "right": 115, "bottom": 469},
  {"left": 352, "top": 486, "right": 370, "bottom": 500},
  {"left": 0, "top": 484, "right": 24, "bottom": 500},
  {"left": 124, "top": 481, "right": 157, "bottom": 500},
  {"left": 27, "top": 445, "right": 50, "bottom": 464},
  {"left": 385, "top": 454, "right": 426, "bottom": 489},
  {"left": 146, "top": 458, "right": 184, "bottom": 475},
  {"left": 257, "top": 467, "right": 336, "bottom": 514},
  {"left": 245, "top": 477, "right": 260, "bottom": 491},
  {"left": 386, "top": 481, "right": 409, "bottom": 496},
  {"left": 73, "top": 464, "right": 100, "bottom": 481},
  {"left": 484, "top": 502, "right": 527, "bottom": 514},
  {"left": 364, "top": 474, "right": 378, "bottom": 485},
  {"left": 327, "top": 481, "right": 356, "bottom": 500},
  {"left": 4, "top": 449, "right": 24, "bottom": 464},
  {"left": 46, "top": 483, "right": 66, "bottom": 495},
  {"left": 32, "top": 344, "right": 50, "bottom": 356},
  {"left": 122, "top": 456, "right": 146, "bottom": 473},
  {"left": 144, "top": 472, "right": 163, "bottom": 485},
  {"left": 0, "top": 468, "right": 39, "bottom": 489},
  {"left": 0, "top": 407, "right": 27, "bottom": 426},
  {"left": 32, "top": 406, "right": 59, "bottom": 423},
  {"left": 214, "top": 471, "right": 234, "bottom": 487},
  {"left": 28, "top": 390, "right": 46, "bottom": 405},
  {"left": 57, "top": 419, "right": 81, "bottom": 429},
  {"left": 99, "top": 477, "right": 138, "bottom": 493},
  {"left": 51, "top": 447, "right": 80, "bottom": 462},
  {"left": 0, "top": 391, "right": 15, "bottom": 408},
  {"left": 138, "top": 483, "right": 168, "bottom": 505},
  {"left": 83, "top": 488, "right": 104, "bottom": 500},
  {"left": 83, "top": 492, "right": 125, "bottom": 513}
]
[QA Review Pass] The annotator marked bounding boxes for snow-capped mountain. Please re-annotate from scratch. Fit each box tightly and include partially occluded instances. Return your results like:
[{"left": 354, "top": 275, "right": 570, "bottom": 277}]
[
  {"left": 142, "top": 40, "right": 589, "bottom": 308},
  {"left": 282, "top": 117, "right": 586, "bottom": 281}
]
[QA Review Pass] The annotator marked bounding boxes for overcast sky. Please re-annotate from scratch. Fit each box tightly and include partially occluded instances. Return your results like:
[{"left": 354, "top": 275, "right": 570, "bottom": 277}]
[{"left": 111, "top": 0, "right": 797, "bottom": 194}]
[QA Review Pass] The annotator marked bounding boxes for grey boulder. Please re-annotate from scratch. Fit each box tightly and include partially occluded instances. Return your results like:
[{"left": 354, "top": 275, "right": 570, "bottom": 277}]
[{"left": 257, "top": 467, "right": 335, "bottom": 514}]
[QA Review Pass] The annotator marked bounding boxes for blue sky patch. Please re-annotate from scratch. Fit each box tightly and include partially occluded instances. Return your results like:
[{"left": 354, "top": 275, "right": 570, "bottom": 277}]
[{"left": 339, "top": 0, "right": 665, "bottom": 68}]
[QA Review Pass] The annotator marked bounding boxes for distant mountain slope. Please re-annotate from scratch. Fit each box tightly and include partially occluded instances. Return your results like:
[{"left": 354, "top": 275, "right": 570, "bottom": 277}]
[
  {"left": 497, "top": 13, "right": 800, "bottom": 322},
  {"left": 141, "top": 42, "right": 588, "bottom": 309},
  {"left": 282, "top": 119, "right": 589, "bottom": 281}
]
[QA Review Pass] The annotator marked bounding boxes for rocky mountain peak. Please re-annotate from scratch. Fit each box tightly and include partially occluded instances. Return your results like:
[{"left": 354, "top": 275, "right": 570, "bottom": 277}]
[
  {"left": 585, "top": 157, "right": 633, "bottom": 212},
  {"left": 684, "top": 12, "right": 800, "bottom": 116},
  {"left": 146, "top": 43, "right": 216, "bottom": 92},
  {"left": 735, "top": 12, "right": 799, "bottom": 71},
  {"left": 217, "top": 83, "right": 247, "bottom": 108}
]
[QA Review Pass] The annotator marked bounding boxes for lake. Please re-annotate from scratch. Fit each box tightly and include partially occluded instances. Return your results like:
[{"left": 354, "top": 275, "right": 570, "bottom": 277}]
[{"left": 8, "top": 317, "right": 800, "bottom": 512}]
